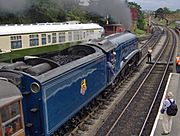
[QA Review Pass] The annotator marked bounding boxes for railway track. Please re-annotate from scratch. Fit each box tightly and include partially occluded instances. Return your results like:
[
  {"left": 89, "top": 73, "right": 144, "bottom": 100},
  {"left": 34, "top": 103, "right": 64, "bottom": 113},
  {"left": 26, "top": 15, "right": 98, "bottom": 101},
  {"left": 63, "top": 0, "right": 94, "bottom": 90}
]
[
  {"left": 53, "top": 26, "right": 175, "bottom": 136},
  {"left": 95, "top": 27, "right": 177, "bottom": 136},
  {"left": 138, "top": 26, "right": 163, "bottom": 64},
  {"left": 141, "top": 26, "right": 162, "bottom": 48},
  {"left": 65, "top": 28, "right": 163, "bottom": 135}
]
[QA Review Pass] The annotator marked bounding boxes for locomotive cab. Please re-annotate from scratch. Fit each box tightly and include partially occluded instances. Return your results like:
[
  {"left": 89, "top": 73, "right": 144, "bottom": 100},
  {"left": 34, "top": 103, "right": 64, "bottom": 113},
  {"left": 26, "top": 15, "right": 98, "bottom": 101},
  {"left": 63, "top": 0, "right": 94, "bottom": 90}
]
[
  {"left": 92, "top": 32, "right": 141, "bottom": 85},
  {"left": 0, "top": 79, "right": 24, "bottom": 136}
]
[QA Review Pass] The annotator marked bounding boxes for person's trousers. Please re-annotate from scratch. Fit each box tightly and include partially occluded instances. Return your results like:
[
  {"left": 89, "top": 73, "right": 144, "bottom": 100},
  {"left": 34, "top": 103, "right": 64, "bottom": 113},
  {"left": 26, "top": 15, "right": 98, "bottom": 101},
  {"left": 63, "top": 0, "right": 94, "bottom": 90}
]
[
  {"left": 176, "top": 65, "right": 180, "bottom": 73},
  {"left": 147, "top": 54, "right": 151, "bottom": 62},
  {"left": 162, "top": 113, "right": 173, "bottom": 133}
]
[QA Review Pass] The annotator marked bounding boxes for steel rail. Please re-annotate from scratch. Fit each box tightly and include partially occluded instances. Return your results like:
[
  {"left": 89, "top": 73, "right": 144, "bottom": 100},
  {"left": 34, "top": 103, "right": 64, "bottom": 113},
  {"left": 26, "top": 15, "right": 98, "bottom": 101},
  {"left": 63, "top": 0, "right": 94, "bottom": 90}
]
[
  {"left": 105, "top": 28, "right": 173, "bottom": 136},
  {"left": 138, "top": 28, "right": 177, "bottom": 135},
  {"left": 138, "top": 26, "right": 163, "bottom": 65}
]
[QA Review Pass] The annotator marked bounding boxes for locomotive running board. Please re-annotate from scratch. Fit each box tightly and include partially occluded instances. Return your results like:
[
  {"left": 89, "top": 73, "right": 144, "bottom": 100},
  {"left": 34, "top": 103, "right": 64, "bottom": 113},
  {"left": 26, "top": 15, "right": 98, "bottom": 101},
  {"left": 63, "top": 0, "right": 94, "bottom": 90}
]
[{"left": 146, "top": 61, "right": 173, "bottom": 65}]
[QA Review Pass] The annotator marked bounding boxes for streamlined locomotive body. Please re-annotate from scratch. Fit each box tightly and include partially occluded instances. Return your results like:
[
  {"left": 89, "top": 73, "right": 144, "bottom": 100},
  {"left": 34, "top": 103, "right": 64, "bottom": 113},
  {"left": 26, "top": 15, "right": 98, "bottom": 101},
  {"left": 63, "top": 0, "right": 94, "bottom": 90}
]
[{"left": 0, "top": 32, "right": 141, "bottom": 136}]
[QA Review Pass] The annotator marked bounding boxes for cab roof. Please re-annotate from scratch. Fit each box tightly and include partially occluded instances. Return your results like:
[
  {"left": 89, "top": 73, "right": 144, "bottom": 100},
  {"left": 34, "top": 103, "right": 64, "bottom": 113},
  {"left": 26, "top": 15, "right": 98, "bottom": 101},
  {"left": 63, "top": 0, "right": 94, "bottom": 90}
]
[
  {"left": 0, "top": 79, "right": 22, "bottom": 108},
  {"left": 106, "top": 32, "right": 137, "bottom": 47}
]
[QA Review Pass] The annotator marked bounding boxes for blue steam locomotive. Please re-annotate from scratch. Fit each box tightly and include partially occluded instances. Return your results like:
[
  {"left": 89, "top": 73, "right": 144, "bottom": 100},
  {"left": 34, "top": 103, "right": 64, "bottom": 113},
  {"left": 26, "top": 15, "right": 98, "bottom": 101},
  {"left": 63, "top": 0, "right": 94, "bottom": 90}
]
[{"left": 0, "top": 32, "right": 141, "bottom": 136}]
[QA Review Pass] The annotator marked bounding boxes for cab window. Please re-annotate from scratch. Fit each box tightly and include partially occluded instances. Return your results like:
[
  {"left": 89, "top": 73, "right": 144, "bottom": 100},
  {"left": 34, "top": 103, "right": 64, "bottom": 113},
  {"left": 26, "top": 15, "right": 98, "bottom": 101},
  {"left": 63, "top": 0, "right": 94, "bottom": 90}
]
[{"left": 0, "top": 101, "right": 23, "bottom": 136}]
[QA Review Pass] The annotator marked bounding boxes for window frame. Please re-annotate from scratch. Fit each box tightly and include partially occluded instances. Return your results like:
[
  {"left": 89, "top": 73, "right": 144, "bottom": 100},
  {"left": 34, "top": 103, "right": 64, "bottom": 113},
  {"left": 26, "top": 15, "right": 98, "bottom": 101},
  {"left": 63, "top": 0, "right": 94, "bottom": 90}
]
[
  {"left": 41, "top": 34, "right": 46, "bottom": 45},
  {"left": 48, "top": 35, "right": 51, "bottom": 43},
  {"left": 68, "top": 31, "right": 72, "bottom": 42},
  {"left": 0, "top": 100, "right": 24, "bottom": 136},
  {"left": 52, "top": 33, "right": 57, "bottom": 43},
  {"left": 10, "top": 35, "right": 22, "bottom": 49},
  {"left": 29, "top": 34, "right": 39, "bottom": 47},
  {"left": 58, "top": 32, "right": 66, "bottom": 43}
]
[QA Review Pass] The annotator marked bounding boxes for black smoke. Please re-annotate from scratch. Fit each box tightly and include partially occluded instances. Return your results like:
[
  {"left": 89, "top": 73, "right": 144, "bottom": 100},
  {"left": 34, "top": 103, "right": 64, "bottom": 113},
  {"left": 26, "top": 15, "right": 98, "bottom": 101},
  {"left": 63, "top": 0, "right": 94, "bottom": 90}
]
[{"left": 87, "top": 0, "right": 132, "bottom": 29}]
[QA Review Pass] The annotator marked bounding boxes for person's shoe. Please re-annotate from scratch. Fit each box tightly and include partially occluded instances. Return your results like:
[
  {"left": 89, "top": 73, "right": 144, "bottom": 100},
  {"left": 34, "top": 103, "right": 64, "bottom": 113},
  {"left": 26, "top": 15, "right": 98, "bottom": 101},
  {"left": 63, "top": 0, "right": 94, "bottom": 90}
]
[{"left": 161, "top": 132, "right": 169, "bottom": 135}]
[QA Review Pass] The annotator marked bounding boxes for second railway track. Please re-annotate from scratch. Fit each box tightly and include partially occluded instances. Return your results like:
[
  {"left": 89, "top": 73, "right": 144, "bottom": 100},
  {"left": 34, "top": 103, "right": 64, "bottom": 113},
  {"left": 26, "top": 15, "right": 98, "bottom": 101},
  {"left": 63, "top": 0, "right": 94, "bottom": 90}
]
[
  {"left": 59, "top": 26, "right": 178, "bottom": 136},
  {"left": 95, "top": 27, "right": 177, "bottom": 136}
]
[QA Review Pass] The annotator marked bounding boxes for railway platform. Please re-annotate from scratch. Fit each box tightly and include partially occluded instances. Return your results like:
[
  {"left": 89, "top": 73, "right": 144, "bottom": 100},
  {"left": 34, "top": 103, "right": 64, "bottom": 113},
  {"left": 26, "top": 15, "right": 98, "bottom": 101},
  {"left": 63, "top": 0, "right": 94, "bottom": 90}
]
[{"left": 150, "top": 73, "right": 180, "bottom": 136}]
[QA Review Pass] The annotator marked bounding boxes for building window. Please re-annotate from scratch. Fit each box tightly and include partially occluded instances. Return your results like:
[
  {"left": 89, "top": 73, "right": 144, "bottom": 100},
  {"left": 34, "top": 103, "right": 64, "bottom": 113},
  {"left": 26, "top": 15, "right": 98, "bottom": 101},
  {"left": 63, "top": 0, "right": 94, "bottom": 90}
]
[
  {"left": 73, "top": 31, "right": 80, "bottom": 41},
  {"left": 52, "top": 33, "right": 57, "bottom": 43},
  {"left": 29, "top": 34, "right": 39, "bottom": 47},
  {"left": 90, "top": 30, "right": 94, "bottom": 36},
  {"left": 68, "top": 32, "right": 72, "bottom": 41},
  {"left": 83, "top": 32, "right": 86, "bottom": 39},
  {"left": 10, "top": 36, "right": 22, "bottom": 49},
  {"left": 48, "top": 35, "right": 51, "bottom": 43},
  {"left": 59, "top": 32, "right": 65, "bottom": 43},
  {"left": 41, "top": 34, "right": 46, "bottom": 45},
  {"left": 1, "top": 101, "right": 23, "bottom": 136},
  {"left": 86, "top": 30, "right": 94, "bottom": 39},
  {"left": 79, "top": 31, "right": 83, "bottom": 40}
]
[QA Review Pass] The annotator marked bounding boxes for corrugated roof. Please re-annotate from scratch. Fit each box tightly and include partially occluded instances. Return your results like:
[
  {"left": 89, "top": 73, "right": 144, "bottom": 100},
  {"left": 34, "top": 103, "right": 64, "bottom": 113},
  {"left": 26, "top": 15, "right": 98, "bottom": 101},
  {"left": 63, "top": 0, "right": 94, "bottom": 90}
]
[{"left": 0, "top": 23, "right": 103, "bottom": 36}]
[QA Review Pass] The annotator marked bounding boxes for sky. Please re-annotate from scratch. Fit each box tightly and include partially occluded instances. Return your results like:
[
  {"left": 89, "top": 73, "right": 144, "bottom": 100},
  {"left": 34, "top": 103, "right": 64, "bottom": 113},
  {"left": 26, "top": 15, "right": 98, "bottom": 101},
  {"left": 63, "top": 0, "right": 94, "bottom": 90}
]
[{"left": 128, "top": 0, "right": 180, "bottom": 10}]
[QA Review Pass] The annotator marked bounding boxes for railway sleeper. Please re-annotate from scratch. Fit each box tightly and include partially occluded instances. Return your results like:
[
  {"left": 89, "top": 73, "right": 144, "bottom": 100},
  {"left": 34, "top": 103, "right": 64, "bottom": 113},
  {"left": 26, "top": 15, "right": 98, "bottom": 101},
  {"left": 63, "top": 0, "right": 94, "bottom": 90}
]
[
  {"left": 99, "top": 105, "right": 108, "bottom": 110},
  {"left": 147, "top": 60, "right": 173, "bottom": 65},
  {"left": 78, "top": 124, "right": 88, "bottom": 131},
  {"left": 84, "top": 120, "right": 94, "bottom": 125}
]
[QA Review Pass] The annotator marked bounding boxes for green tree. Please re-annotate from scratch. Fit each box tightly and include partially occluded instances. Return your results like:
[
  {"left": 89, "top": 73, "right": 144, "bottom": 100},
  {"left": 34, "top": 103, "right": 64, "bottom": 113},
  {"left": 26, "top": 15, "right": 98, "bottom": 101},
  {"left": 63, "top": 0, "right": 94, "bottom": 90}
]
[
  {"left": 66, "top": 6, "right": 88, "bottom": 22},
  {"left": 0, "top": 13, "right": 20, "bottom": 24},
  {"left": 163, "top": 7, "right": 171, "bottom": 14},
  {"left": 155, "top": 8, "right": 164, "bottom": 19},
  {"left": 155, "top": 7, "right": 172, "bottom": 25},
  {"left": 176, "top": 9, "right": 180, "bottom": 13},
  {"left": 0, "top": 0, "right": 107, "bottom": 25},
  {"left": 128, "top": 2, "right": 145, "bottom": 30},
  {"left": 155, "top": 7, "right": 171, "bottom": 19},
  {"left": 86, "top": 13, "right": 107, "bottom": 26},
  {"left": 26, "top": 0, "right": 62, "bottom": 23}
]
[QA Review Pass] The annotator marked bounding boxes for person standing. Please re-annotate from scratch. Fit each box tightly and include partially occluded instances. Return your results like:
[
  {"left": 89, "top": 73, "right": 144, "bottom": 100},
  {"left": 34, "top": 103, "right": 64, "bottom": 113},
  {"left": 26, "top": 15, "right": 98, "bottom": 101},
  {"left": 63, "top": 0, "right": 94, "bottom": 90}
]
[
  {"left": 147, "top": 48, "right": 152, "bottom": 63},
  {"left": 107, "top": 60, "right": 115, "bottom": 76},
  {"left": 160, "top": 91, "right": 176, "bottom": 135},
  {"left": 176, "top": 55, "right": 180, "bottom": 73}
]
